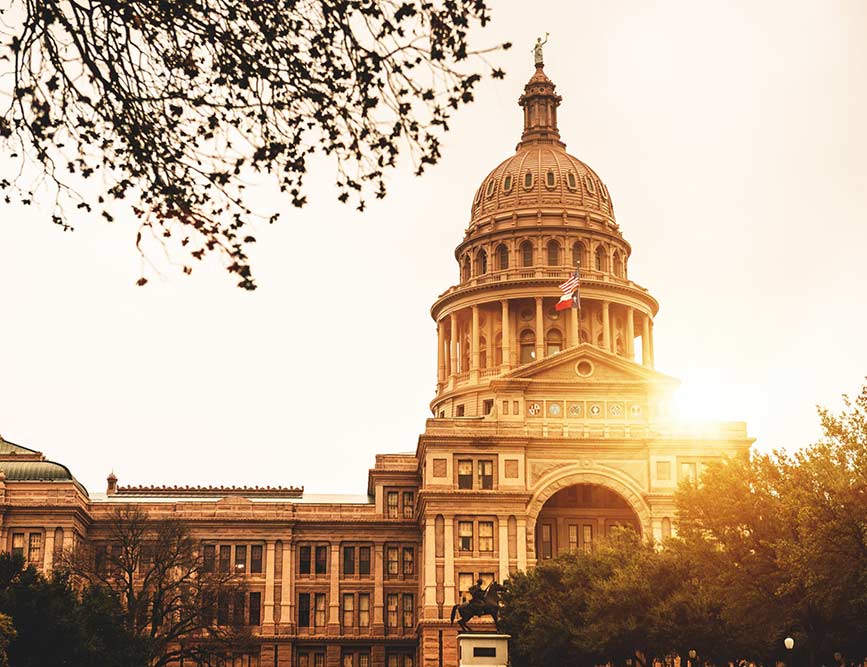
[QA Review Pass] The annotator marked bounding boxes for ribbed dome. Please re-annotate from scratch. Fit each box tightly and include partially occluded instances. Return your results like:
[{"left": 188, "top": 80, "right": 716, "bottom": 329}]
[{"left": 469, "top": 145, "right": 614, "bottom": 223}]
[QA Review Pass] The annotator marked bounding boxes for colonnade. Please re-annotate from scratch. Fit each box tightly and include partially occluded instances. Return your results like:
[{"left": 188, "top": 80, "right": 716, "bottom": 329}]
[{"left": 436, "top": 297, "right": 654, "bottom": 390}]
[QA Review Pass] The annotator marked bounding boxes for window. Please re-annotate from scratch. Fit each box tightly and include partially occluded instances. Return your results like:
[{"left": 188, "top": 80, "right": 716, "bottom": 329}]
[
  {"left": 656, "top": 461, "right": 671, "bottom": 481},
  {"left": 298, "top": 593, "right": 311, "bottom": 627},
  {"left": 387, "top": 547, "right": 399, "bottom": 575},
  {"left": 539, "top": 523, "right": 553, "bottom": 559},
  {"left": 403, "top": 594, "right": 414, "bottom": 628},
  {"left": 358, "top": 593, "right": 370, "bottom": 627},
  {"left": 234, "top": 591, "right": 246, "bottom": 626},
  {"left": 387, "top": 491, "right": 399, "bottom": 518},
  {"left": 483, "top": 399, "right": 494, "bottom": 415},
  {"left": 569, "top": 525, "right": 579, "bottom": 552},
  {"left": 455, "top": 404, "right": 465, "bottom": 417},
  {"left": 299, "top": 546, "right": 311, "bottom": 574},
  {"left": 546, "top": 329, "right": 562, "bottom": 356},
  {"left": 359, "top": 547, "right": 371, "bottom": 576},
  {"left": 203, "top": 544, "right": 215, "bottom": 573},
  {"left": 523, "top": 171, "right": 533, "bottom": 189},
  {"left": 546, "top": 240, "right": 560, "bottom": 265},
  {"left": 249, "top": 592, "right": 261, "bottom": 625},
  {"left": 479, "top": 522, "right": 494, "bottom": 552},
  {"left": 519, "top": 329, "right": 535, "bottom": 364},
  {"left": 235, "top": 545, "right": 247, "bottom": 573},
  {"left": 458, "top": 573, "right": 474, "bottom": 602},
  {"left": 402, "top": 491, "right": 414, "bottom": 519},
  {"left": 572, "top": 241, "right": 584, "bottom": 268},
  {"left": 681, "top": 462, "right": 697, "bottom": 482},
  {"left": 457, "top": 460, "right": 473, "bottom": 489},
  {"left": 11, "top": 533, "right": 24, "bottom": 559},
  {"left": 342, "top": 593, "right": 354, "bottom": 627},
  {"left": 217, "top": 593, "right": 229, "bottom": 626},
  {"left": 403, "top": 547, "right": 414, "bottom": 576},
  {"left": 613, "top": 251, "right": 623, "bottom": 277},
  {"left": 343, "top": 546, "right": 355, "bottom": 575},
  {"left": 545, "top": 170, "right": 555, "bottom": 188},
  {"left": 476, "top": 250, "right": 487, "bottom": 275},
  {"left": 478, "top": 460, "right": 493, "bottom": 489},
  {"left": 314, "top": 593, "right": 327, "bottom": 627},
  {"left": 458, "top": 522, "right": 473, "bottom": 552},
  {"left": 219, "top": 545, "right": 231, "bottom": 573},
  {"left": 496, "top": 244, "right": 509, "bottom": 270},
  {"left": 27, "top": 533, "right": 42, "bottom": 564},
  {"left": 485, "top": 179, "right": 495, "bottom": 197},
  {"left": 567, "top": 171, "right": 577, "bottom": 189},
  {"left": 250, "top": 544, "right": 263, "bottom": 574},
  {"left": 595, "top": 245, "right": 606, "bottom": 272},
  {"left": 503, "top": 174, "right": 513, "bottom": 192},
  {"left": 315, "top": 546, "right": 328, "bottom": 575},
  {"left": 520, "top": 241, "right": 533, "bottom": 267},
  {"left": 462, "top": 256, "right": 470, "bottom": 282},
  {"left": 386, "top": 593, "right": 399, "bottom": 628},
  {"left": 583, "top": 524, "right": 594, "bottom": 553}
]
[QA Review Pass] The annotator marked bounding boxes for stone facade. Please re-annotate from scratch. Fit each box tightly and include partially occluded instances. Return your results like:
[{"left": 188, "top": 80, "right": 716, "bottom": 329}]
[{"left": 0, "top": 62, "right": 752, "bottom": 667}]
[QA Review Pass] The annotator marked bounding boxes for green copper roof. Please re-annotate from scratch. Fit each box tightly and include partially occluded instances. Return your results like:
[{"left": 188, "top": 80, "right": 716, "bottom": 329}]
[{"left": 0, "top": 436, "right": 89, "bottom": 496}]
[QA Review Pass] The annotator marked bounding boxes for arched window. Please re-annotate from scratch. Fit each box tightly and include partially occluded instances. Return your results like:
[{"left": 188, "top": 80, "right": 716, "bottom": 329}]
[
  {"left": 496, "top": 244, "right": 509, "bottom": 271},
  {"left": 613, "top": 251, "right": 623, "bottom": 277},
  {"left": 546, "top": 329, "right": 563, "bottom": 356},
  {"left": 595, "top": 245, "right": 607, "bottom": 272},
  {"left": 520, "top": 241, "right": 534, "bottom": 268},
  {"left": 519, "top": 329, "right": 536, "bottom": 364},
  {"left": 476, "top": 249, "right": 487, "bottom": 275},
  {"left": 545, "top": 170, "right": 556, "bottom": 188},
  {"left": 546, "top": 240, "right": 561, "bottom": 266},
  {"left": 572, "top": 241, "right": 585, "bottom": 268},
  {"left": 494, "top": 332, "right": 503, "bottom": 366},
  {"left": 523, "top": 171, "right": 534, "bottom": 189},
  {"left": 462, "top": 256, "right": 471, "bottom": 282},
  {"left": 479, "top": 336, "right": 487, "bottom": 369}
]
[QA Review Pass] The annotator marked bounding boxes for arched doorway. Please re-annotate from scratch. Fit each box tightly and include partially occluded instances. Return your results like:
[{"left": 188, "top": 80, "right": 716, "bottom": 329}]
[{"left": 534, "top": 483, "right": 640, "bottom": 558}]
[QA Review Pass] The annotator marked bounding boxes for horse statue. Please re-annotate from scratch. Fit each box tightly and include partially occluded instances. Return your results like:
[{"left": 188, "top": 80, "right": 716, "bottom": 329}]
[{"left": 450, "top": 581, "right": 506, "bottom": 633}]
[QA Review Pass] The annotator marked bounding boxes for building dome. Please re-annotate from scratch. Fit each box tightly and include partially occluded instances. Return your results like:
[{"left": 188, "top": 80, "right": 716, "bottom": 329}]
[{"left": 469, "top": 144, "right": 614, "bottom": 224}]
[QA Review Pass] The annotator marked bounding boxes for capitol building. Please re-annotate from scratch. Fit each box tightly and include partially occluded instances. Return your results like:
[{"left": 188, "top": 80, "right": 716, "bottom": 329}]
[{"left": 0, "top": 60, "right": 752, "bottom": 667}]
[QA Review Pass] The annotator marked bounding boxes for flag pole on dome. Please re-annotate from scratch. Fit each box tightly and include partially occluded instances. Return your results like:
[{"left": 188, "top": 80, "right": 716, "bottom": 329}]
[{"left": 555, "top": 261, "right": 581, "bottom": 312}]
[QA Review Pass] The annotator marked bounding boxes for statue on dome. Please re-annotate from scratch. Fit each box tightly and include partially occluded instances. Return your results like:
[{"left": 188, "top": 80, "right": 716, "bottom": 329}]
[{"left": 533, "top": 33, "right": 549, "bottom": 67}]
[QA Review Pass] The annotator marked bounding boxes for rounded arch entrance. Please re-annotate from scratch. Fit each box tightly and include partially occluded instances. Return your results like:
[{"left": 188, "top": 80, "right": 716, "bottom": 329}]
[{"left": 526, "top": 467, "right": 652, "bottom": 560}]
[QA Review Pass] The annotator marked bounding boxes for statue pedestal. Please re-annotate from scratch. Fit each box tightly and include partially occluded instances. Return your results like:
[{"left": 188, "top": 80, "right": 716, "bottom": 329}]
[{"left": 457, "top": 633, "right": 510, "bottom": 667}]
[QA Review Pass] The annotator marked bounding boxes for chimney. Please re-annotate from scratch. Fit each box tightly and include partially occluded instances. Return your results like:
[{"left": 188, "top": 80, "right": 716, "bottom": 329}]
[{"left": 107, "top": 471, "right": 118, "bottom": 496}]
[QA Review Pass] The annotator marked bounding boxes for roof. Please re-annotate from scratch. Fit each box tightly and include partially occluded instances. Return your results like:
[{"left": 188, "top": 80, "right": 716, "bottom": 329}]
[{"left": 0, "top": 435, "right": 89, "bottom": 496}]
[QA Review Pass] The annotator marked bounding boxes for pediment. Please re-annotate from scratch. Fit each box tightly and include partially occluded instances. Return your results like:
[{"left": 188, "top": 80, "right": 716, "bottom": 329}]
[{"left": 496, "top": 344, "right": 678, "bottom": 387}]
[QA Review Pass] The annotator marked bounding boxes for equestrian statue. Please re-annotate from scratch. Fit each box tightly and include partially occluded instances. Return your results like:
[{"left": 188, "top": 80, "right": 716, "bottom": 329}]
[{"left": 450, "top": 578, "right": 506, "bottom": 633}]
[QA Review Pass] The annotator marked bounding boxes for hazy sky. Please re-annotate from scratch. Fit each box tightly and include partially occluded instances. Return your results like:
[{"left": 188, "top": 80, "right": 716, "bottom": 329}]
[{"left": 1, "top": 0, "right": 865, "bottom": 496}]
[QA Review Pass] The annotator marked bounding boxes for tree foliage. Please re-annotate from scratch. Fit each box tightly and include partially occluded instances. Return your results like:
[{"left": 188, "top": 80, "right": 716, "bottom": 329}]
[
  {"left": 501, "top": 382, "right": 867, "bottom": 667},
  {"left": 0, "top": 552, "right": 142, "bottom": 667},
  {"left": 64, "top": 506, "right": 251, "bottom": 667},
  {"left": 1, "top": 0, "right": 509, "bottom": 288}
]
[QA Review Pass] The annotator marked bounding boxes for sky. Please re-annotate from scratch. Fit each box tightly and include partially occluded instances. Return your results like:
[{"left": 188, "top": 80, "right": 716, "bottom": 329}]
[{"left": 1, "top": 0, "right": 866, "bottom": 496}]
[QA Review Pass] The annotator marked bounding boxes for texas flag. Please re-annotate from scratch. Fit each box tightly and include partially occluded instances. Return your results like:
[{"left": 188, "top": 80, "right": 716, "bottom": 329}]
[{"left": 555, "top": 265, "right": 581, "bottom": 311}]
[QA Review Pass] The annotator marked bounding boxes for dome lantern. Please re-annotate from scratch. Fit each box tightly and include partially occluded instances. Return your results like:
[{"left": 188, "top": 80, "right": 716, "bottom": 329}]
[{"left": 517, "top": 64, "right": 564, "bottom": 150}]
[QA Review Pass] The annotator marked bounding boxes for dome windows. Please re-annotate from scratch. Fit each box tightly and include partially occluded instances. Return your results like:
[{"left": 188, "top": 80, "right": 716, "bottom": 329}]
[
  {"left": 496, "top": 244, "right": 509, "bottom": 271},
  {"left": 503, "top": 174, "right": 513, "bottom": 193},
  {"left": 613, "top": 251, "right": 623, "bottom": 278},
  {"left": 594, "top": 245, "right": 607, "bottom": 272},
  {"left": 475, "top": 249, "right": 488, "bottom": 275},
  {"left": 583, "top": 175, "right": 596, "bottom": 194},
  {"left": 545, "top": 170, "right": 556, "bottom": 189},
  {"left": 485, "top": 179, "right": 496, "bottom": 198},
  {"left": 519, "top": 329, "right": 536, "bottom": 364},
  {"left": 461, "top": 256, "right": 471, "bottom": 282},
  {"left": 523, "top": 171, "right": 534, "bottom": 190},
  {"left": 566, "top": 171, "right": 578, "bottom": 190},
  {"left": 572, "top": 241, "right": 586, "bottom": 268},
  {"left": 546, "top": 240, "right": 561, "bottom": 266},
  {"left": 520, "top": 241, "right": 534, "bottom": 267},
  {"left": 600, "top": 182, "right": 609, "bottom": 201}
]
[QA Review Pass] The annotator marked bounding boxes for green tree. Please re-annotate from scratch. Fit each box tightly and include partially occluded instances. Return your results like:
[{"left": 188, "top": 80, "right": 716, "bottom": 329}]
[
  {"left": 0, "top": 552, "right": 143, "bottom": 667},
  {"left": 1, "top": 0, "right": 509, "bottom": 288}
]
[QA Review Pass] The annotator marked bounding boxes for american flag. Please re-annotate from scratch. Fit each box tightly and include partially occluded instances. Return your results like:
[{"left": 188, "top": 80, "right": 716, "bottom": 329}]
[{"left": 555, "top": 265, "right": 581, "bottom": 312}]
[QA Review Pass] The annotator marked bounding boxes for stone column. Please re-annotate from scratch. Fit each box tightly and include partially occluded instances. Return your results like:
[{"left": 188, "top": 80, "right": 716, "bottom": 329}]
[
  {"left": 516, "top": 518, "right": 528, "bottom": 571},
  {"left": 625, "top": 306, "right": 635, "bottom": 360},
  {"left": 470, "top": 305, "right": 480, "bottom": 381},
  {"left": 486, "top": 307, "right": 495, "bottom": 369},
  {"left": 498, "top": 519, "right": 509, "bottom": 582},
  {"left": 263, "top": 541, "right": 276, "bottom": 629},
  {"left": 280, "top": 539, "right": 293, "bottom": 630},
  {"left": 449, "top": 313, "right": 458, "bottom": 384},
  {"left": 569, "top": 306, "right": 580, "bottom": 348},
  {"left": 642, "top": 314, "right": 651, "bottom": 367},
  {"left": 602, "top": 301, "right": 611, "bottom": 352},
  {"left": 534, "top": 296, "right": 545, "bottom": 361},
  {"left": 437, "top": 319, "right": 446, "bottom": 383},
  {"left": 443, "top": 517, "right": 455, "bottom": 607},
  {"left": 42, "top": 528, "right": 55, "bottom": 574},
  {"left": 501, "top": 300, "right": 511, "bottom": 370},
  {"left": 423, "top": 521, "right": 436, "bottom": 616},
  {"left": 374, "top": 543, "right": 385, "bottom": 626},
  {"left": 648, "top": 318, "right": 655, "bottom": 368},
  {"left": 329, "top": 543, "right": 340, "bottom": 626}
]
